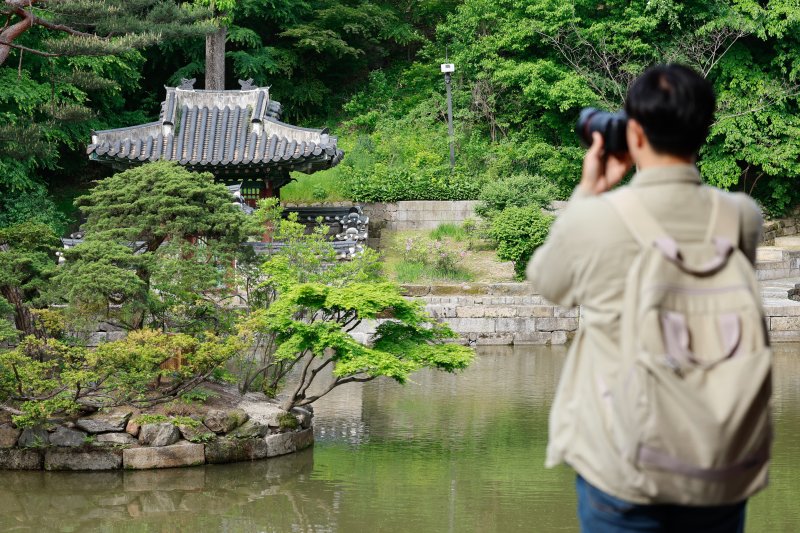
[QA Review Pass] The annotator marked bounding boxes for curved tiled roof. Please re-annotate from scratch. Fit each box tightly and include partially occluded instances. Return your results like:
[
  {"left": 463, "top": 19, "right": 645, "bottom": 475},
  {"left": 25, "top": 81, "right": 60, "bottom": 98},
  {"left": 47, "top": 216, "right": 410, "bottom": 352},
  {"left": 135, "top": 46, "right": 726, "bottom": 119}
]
[{"left": 87, "top": 85, "right": 344, "bottom": 175}]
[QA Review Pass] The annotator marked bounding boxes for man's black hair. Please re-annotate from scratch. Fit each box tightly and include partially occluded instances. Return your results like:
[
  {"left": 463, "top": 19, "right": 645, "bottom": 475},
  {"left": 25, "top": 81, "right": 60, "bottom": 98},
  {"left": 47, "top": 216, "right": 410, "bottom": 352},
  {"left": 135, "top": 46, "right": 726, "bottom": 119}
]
[{"left": 624, "top": 64, "right": 716, "bottom": 156}]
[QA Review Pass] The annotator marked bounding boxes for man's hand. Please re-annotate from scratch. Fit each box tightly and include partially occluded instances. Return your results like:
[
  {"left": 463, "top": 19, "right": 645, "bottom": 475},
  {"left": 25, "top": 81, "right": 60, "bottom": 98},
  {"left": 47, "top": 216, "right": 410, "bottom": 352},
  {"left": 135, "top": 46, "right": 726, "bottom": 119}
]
[{"left": 578, "top": 132, "right": 633, "bottom": 195}]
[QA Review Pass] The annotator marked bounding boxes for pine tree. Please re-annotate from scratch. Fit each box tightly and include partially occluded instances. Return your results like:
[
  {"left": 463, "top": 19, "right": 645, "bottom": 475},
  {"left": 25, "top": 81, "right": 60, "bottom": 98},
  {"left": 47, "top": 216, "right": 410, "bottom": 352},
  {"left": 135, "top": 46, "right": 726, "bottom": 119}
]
[{"left": 0, "top": 0, "right": 213, "bottom": 66}]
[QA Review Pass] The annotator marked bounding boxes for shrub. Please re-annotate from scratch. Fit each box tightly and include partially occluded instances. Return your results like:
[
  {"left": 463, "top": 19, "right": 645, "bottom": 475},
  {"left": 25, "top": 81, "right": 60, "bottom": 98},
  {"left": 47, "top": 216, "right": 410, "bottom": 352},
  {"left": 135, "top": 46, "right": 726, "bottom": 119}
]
[
  {"left": 0, "top": 330, "right": 239, "bottom": 428},
  {"left": 476, "top": 173, "right": 558, "bottom": 218},
  {"left": 486, "top": 206, "right": 554, "bottom": 278},
  {"left": 344, "top": 165, "right": 484, "bottom": 202}
]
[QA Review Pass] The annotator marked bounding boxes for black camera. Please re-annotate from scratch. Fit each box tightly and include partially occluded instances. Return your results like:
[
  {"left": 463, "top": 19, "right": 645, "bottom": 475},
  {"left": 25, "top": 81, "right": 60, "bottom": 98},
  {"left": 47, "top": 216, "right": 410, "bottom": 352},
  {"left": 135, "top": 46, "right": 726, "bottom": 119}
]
[{"left": 576, "top": 108, "right": 629, "bottom": 154}]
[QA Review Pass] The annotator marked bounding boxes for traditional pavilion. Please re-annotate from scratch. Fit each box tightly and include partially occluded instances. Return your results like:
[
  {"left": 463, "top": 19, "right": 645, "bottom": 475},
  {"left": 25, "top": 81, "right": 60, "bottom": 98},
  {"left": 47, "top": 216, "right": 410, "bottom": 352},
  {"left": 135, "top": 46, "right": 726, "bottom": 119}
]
[{"left": 86, "top": 79, "right": 344, "bottom": 206}]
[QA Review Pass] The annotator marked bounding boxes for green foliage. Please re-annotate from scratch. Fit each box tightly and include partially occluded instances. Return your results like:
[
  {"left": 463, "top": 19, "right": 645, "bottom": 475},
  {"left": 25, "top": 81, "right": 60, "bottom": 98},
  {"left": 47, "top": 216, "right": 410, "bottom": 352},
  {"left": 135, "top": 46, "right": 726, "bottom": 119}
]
[
  {"left": 278, "top": 412, "right": 299, "bottom": 430},
  {"left": 476, "top": 173, "right": 559, "bottom": 219},
  {"left": 0, "top": 1, "right": 212, "bottom": 231},
  {"left": 240, "top": 280, "right": 473, "bottom": 411},
  {"left": 179, "top": 388, "right": 218, "bottom": 404},
  {"left": 134, "top": 413, "right": 201, "bottom": 428},
  {"left": 486, "top": 206, "right": 554, "bottom": 278},
  {"left": 133, "top": 414, "right": 169, "bottom": 425},
  {"left": 56, "top": 161, "right": 249, "bottom": 333},
  {"left": 234, "top": 199, "right": 474, "bottom": 410},
  {"left": 0, "top": 223, "right": 61, "bottom": 340},
  {"left": 0, "top": 329, "right": 238, "bottom": 428}
]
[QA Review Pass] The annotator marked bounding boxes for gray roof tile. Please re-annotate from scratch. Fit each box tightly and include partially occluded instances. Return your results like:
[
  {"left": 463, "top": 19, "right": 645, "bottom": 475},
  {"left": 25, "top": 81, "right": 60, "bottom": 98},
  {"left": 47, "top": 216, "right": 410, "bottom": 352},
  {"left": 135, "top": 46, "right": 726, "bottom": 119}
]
[{"left": 88, "top": 85, "right": 343, "bottom": 175}]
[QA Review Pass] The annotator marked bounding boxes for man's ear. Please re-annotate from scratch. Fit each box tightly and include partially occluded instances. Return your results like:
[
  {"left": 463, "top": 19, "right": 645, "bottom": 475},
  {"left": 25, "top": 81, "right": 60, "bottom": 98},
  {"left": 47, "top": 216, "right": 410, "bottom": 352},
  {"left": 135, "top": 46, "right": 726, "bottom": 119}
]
[{"left": 626, "top": 118, "right": 646, "bottom": 152}]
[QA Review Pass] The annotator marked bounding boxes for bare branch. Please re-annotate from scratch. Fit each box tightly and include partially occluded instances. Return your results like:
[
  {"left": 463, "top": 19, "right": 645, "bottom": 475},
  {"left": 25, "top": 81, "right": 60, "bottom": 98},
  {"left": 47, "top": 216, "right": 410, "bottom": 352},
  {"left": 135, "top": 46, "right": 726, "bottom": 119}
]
[{"left": 296, "top": 374, "right": 375, "bottom": 407}]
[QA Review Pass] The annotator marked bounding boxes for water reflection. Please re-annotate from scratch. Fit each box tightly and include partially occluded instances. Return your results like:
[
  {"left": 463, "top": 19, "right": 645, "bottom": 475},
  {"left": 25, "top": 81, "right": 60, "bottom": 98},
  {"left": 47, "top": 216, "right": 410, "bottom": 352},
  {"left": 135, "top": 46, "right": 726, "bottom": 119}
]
[{"left": 0, "top": 344, "right": 798, "bottom": 532}]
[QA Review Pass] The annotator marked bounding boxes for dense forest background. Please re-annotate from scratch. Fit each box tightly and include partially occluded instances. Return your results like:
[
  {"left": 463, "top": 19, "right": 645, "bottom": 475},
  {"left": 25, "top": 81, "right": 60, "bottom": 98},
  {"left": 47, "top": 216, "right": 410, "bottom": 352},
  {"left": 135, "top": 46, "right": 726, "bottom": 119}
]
[{"left": 2, "top": 0, "right": 799, "bottom": 234}]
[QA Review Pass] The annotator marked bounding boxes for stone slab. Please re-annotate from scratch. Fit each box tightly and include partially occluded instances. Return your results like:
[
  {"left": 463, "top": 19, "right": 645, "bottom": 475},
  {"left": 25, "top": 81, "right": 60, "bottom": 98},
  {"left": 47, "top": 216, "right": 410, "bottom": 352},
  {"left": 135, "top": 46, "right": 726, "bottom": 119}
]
[
  {"left": 95, "top": 432, "right": 138, "bottom": 446},
  {"left": 205, "top": 438, "right": 268, "bottom": 464},
  {"left": 265, "top": 432, "right": 296, "bottom": 457},
  {"left": 123, "top": 442, "right": 205, "bottom": 469},
  {"left": 0, "top": 448, "right": 42, "bottom": 470},
  {"left": 514, "top": 332, "right": 553, "bottom": 345},
  {"left": 294, "top": 428, "right": 315, "bottom": 452},
  {"left": 45, "top": 449, "right": 122, "bottom": 471},
  {"left": 770, "top": 316, "right": 800, "bottom": 331},
  {"left": 536, "top": 318, "right": 579, "bottom": 332},
  {"left": 76, "top": 412, "right": 132, "bottom": 434}
]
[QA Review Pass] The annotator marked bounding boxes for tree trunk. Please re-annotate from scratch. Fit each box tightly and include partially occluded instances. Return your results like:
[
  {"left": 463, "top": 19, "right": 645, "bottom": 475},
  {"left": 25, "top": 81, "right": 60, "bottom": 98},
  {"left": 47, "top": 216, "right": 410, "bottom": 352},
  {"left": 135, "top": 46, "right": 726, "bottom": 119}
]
[
  {"left": 1, "top": 284, "right": 38, "bottom": 338},
  {"left": 205, "top": 26, "right": 226, "bottom": 90}
]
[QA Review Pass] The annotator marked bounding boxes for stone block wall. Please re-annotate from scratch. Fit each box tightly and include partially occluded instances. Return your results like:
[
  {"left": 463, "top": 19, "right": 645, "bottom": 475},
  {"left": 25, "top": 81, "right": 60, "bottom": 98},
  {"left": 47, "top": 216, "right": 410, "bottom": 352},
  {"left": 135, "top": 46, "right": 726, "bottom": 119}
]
[
  {"left": 399, "top": 283, "right": 579, "bottom": 346},
  {"left": 400, "top": 282, "right": 800, "bottom": 345},
  {"left": 761, "top": 206, "right": 800, "bottom": 245}
]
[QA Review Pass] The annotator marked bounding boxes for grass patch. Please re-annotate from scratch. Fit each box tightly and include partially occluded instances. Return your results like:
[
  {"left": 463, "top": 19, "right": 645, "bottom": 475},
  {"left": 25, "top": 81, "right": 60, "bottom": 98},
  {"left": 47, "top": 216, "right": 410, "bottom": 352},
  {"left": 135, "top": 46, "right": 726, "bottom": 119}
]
[
  {"left": 429, "top": 223, "right": 468, "bottom": 242},
  {"left": 380, "top": 229, "right": 515, "bottom": 283},
  {"left": 392, "top": 260, "right": 473, "bottom": 283}
]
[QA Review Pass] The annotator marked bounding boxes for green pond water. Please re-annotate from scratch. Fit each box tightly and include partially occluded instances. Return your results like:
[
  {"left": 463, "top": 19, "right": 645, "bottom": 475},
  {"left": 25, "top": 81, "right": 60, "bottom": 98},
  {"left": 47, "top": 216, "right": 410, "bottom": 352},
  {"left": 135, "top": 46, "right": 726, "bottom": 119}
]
[{"left": 1, "top": 344, "right": 798, "bottom": 532}]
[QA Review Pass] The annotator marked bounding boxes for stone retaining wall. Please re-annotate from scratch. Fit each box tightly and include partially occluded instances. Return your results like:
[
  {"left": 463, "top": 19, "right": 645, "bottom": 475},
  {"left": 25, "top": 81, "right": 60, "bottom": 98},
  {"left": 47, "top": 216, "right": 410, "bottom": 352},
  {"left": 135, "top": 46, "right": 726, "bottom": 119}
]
[
  {"left": 282, "top": 200, "right": 479, "bottom": 247},
  {"left": 0, "top": 399, "right": 315, "bottom": 471},
  {"left": 0, "top": 429, "right": 314, "bottom": 471},
  {"left": 400, "top": 282, "right": 800, "bottom": 345},
  {"left": 402, "top": 283, "right": 578, "bottom": 346},
  {"left": 761, "top": 207, "right": 800, "bottom": 245}
]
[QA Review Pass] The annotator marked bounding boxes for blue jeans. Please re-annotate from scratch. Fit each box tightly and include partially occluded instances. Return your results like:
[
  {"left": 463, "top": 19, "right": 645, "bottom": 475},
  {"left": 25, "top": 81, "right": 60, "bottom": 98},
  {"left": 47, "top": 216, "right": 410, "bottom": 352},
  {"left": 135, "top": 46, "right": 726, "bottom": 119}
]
[{"left": 576, "top": 476, "right": 747, "bottom": 533}]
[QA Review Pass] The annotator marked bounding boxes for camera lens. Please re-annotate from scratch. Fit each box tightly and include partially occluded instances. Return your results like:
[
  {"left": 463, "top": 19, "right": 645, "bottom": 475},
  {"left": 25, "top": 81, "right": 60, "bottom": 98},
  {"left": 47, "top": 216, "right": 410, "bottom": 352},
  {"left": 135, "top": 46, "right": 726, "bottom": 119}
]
[{"left": 576, "top": 107, "right": 629, "bottom": 154}]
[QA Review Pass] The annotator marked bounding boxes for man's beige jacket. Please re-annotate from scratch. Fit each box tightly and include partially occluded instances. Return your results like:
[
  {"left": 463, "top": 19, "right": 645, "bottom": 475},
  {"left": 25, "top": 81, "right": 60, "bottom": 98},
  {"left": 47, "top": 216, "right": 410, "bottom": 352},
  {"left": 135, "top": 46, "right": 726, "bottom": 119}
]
[{"left": 526, "top": 164, "right": 763, "bottom": 503}]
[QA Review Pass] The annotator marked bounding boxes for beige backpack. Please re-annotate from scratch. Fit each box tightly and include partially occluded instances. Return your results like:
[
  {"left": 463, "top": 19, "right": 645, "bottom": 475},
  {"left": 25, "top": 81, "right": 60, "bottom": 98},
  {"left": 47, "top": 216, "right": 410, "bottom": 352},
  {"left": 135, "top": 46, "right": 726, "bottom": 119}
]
[{"left": 605, "top": 187, "right": 772, "bottom": 505}]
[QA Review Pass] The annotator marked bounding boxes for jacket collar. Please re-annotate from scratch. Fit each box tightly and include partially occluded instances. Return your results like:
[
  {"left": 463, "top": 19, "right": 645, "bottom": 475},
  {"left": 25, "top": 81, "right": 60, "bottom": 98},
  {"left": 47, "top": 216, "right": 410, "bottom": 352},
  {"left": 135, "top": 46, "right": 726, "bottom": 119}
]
[{"left": 629, "top": 164, "right": 702, "bottom": 187}]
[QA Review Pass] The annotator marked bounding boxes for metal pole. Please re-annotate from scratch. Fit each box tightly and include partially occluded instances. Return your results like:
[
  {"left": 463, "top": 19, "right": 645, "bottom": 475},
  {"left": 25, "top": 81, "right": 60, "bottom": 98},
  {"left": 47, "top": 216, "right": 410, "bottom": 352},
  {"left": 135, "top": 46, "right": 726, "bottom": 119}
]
[{"left": 445, "top": 72, "right": 455, "bottom": 170}]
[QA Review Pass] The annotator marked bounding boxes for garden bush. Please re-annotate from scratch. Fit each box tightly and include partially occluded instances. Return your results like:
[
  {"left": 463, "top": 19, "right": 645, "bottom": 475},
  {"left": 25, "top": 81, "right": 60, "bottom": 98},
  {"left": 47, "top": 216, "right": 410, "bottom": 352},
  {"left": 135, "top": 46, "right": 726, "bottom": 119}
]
[
  {"left": 476, "top": 173, "right": 559, "bottom": 218},
  {"left": 486, "top": 206, "right": 554, "bottom": 278}
]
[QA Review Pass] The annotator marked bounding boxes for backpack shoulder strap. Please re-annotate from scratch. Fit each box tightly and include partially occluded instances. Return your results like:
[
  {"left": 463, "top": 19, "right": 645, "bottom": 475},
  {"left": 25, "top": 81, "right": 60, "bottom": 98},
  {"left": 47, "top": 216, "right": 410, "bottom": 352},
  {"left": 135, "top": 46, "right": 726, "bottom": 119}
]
[
  {"left": 605, "top": 188, "right": 669, "bottom": 247},
  {"left": 704, "top": 188, "right": 741, "bottom": 246}
]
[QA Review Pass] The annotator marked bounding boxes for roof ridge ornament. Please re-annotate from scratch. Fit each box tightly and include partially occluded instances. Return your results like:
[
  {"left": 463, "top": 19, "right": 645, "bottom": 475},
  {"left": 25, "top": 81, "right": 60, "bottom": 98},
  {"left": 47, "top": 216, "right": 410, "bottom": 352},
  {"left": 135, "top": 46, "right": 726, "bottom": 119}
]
[
  {"left": 179, "top": 78, "right": 196, "bottom": 90},
  {"left": 239, "top": 78, "right": 256, "bottom": 91}
]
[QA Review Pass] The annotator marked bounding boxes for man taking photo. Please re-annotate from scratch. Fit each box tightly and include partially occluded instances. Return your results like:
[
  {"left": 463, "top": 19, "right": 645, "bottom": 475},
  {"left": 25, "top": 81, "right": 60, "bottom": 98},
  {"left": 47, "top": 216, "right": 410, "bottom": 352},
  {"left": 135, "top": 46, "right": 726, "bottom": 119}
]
[{"left": 527, "top": 64, "right": 771, "bottom": 532}]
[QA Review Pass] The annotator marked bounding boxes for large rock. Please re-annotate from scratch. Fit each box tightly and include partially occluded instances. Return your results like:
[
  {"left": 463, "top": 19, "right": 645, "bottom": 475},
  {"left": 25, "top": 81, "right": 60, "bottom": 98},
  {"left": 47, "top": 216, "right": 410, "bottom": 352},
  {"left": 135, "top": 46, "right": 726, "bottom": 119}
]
[
  {"left": 123, "top": 442, "right": 205, "bottom": 469},
  {"left": 50, "top": 426, "right": 88, "bottom": 447},
  {"left": 0, "top": 448, "right": 42, "bottom": 469},
  {"left": 203, "top": 409, "right": 249, "bottom": 434},
  {"left": 236, "top": 397, "right": 288, "bottom": 429},
  {"left": 44, "top": 449, "right": 122, "bottom": 471},
  {"left": 294, "top": 427, "right": 315, "bottom": 451},
  {"left": 291, "top": 407, "right": 313, "bottom": 429},
  {"left": 138, "top": 423, "right": 180, "bottom": 447},
  {"left": 205, "top": 437, "right": 268, "bottom": 464},
  {"left": 76, "top": 412, "right": 132, "bottom": 434},
  {"left": 230, "top": 420, "right": 269, "bottom": 439},
  {"left": 17, "top": 427, "right": 49, "bottom": 448},
  {"left": 178, "top": 422, "right": 215, "bottom": 443},
  {"left": 94, "top": 432, "right": 138, "bottom": 446},
  {"left": 125, "top": 420, "right": 141, "bottom": 438},
  {"left": 265, "top": 432, "right": 296, "bottom": 457},
  {"left": 0, "top": 424, "right": 21, "bottom": 448}
]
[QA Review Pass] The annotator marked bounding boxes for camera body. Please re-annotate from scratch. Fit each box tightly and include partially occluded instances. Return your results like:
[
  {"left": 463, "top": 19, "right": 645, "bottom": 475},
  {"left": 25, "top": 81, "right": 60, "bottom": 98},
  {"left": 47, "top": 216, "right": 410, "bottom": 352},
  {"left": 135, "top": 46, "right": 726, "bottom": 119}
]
[{"left": 576, "top": 108, "right": 629, "bottom": 154}]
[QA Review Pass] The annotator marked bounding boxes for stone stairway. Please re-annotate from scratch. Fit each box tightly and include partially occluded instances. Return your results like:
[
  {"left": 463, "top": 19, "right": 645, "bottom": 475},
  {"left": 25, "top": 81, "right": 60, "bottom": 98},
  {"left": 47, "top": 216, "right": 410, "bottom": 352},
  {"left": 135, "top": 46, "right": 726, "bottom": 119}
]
[{"left": 757, "top": 241, "right": 800, "bottom": 342}]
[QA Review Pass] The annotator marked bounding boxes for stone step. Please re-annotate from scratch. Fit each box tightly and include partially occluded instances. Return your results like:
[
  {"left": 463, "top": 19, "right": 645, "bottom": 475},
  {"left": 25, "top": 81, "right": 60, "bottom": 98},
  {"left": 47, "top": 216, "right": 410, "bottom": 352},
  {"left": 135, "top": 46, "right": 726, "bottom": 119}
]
[
  {"left": 774, "top": 236, "right": 800, "bottom": 248},
  {"left": 756, "top": 247, "right": 786, "bottom": 262}
]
